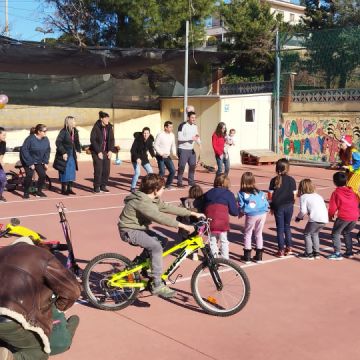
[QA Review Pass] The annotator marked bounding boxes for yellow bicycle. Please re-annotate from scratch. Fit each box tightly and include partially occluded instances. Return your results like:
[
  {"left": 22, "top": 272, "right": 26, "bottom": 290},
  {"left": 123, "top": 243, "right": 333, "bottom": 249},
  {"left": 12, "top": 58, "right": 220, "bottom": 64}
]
[{"left": 82, "top": 219, "right": 250, "bottom": 317}]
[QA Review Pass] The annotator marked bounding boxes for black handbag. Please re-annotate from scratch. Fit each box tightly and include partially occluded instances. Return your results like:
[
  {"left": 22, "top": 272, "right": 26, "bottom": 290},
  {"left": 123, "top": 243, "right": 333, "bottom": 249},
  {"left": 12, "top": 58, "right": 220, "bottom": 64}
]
[{"left": 53, "top": 157, "right": 67, "bottom": 173}]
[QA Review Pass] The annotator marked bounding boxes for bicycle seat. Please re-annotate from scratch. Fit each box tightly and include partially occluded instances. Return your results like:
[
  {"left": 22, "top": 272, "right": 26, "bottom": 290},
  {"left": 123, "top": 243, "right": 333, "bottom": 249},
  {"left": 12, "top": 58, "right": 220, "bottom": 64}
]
[{"left": 14, "top": 161, "right": 23, "bottom": 169}]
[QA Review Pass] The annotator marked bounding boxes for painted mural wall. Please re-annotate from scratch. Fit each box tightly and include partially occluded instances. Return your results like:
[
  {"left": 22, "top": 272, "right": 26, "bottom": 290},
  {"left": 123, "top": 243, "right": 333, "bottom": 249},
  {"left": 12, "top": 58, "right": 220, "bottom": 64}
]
[{"left": 280, "top": 112, "right": 360, "bottom": 162}]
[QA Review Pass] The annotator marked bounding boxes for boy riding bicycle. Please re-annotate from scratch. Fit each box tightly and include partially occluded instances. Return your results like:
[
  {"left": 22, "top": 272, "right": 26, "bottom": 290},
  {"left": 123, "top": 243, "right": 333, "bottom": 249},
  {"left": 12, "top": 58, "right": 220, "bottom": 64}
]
[{"left": 118, "top": 174, "right": 204, "bottom": 298}]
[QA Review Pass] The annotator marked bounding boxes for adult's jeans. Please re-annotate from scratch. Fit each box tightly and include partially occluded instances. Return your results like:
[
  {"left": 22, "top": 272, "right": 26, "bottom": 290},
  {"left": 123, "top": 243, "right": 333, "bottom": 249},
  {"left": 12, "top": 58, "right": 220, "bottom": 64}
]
[
  {"left": 131, "top": 162, "right": 153, "bottom": 189},
  {"left": 0, "top": 169, "right": 7, "bottom": 195},
  {"left": 177, "top": 148, "right": 196, "bottom": 186},
  {"left": 274, "top": 204, "right": 294, "bottom": 250},
  {"left": 24, "top": 164, "right": 46, "bottom": 194},
  {"left": 91, "top": 152, "right": 110, "bottom": 189},
  {"left": 156, "top": 155, "right": 175, "bottom": 187},
  {"left": 215, "top": 155, "right": 230, "bottom": 176},
  {"left": 332, "top": 218, "right": 356, "bottom": 254}
]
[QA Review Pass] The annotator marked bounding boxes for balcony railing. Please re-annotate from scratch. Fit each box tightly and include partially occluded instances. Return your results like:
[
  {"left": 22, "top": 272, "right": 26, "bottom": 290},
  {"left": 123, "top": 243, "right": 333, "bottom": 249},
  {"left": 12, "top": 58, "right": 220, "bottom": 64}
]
[
  {"left": 292, "top": 88, "right": 360, "bottom": 103},
  {"left": 220, "top": 81, "right": 274, "bottom": 95}
]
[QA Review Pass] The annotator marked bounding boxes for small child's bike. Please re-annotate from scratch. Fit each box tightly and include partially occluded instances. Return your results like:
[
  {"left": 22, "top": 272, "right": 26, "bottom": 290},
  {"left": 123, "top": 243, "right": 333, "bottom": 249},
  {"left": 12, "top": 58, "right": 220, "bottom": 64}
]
[{"left": 82, "top": 218, "right": 250, "bottom": 317}]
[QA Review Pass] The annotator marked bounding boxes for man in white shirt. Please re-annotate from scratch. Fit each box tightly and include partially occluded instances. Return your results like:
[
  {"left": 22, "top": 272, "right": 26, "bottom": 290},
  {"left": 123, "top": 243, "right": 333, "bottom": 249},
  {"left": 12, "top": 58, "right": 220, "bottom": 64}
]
[
  {"left": 177, "top": 112, "right": 200, "bottom": 187},
  {"left": 154, "top": 121, "right": 177, "bottom": 189}
]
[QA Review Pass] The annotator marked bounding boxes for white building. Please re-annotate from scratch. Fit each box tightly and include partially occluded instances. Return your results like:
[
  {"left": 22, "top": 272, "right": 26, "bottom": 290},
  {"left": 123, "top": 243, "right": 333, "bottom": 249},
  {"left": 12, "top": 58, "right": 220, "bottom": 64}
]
[{"left": 205, "top": 0, "right": 305, "bottom": 45}]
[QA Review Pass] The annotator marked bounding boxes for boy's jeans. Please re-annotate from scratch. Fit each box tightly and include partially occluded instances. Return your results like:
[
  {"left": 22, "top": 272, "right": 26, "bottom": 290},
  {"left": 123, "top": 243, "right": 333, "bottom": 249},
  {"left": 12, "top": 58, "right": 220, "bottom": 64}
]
[
  {"left": 119, "top": 228, "right": 167, "bottom": 285},
  {"left": 131, "top": 162, "right": 153, "bottom": 189},
  {"left": 332, "top": 218, "right": 356, "bottom": 254},
  {"left": 209, "top": 231, "right": 229, "bottom": 259}
]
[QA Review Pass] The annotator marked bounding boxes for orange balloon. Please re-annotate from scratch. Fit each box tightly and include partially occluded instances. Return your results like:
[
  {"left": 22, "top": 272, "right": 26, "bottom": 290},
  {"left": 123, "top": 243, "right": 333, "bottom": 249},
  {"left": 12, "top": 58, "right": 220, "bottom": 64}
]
[{"left": 0, "top": 104, "right": 5, "bottom": 109}]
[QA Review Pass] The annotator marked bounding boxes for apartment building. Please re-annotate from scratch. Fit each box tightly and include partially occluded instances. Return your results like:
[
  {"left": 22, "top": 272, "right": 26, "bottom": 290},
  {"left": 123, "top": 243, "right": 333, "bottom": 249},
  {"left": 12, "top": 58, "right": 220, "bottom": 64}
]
[{"left": 205, "top": 0, "right": 305, "bottom": 45}]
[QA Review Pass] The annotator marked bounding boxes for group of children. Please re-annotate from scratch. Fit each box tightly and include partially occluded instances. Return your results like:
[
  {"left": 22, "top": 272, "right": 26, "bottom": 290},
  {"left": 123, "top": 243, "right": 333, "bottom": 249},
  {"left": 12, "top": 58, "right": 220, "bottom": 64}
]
[{"left": 177, "top": 157, "right": 359, "bottom": 263}]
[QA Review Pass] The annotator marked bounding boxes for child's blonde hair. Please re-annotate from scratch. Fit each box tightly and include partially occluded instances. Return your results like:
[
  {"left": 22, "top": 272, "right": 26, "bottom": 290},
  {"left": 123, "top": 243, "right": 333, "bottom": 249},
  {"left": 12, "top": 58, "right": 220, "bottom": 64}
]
[
  {"left": 214, "top": 173, "right": 230, "bottom": 189},
  {"left": 274, "top": 158, "right": 290, "bottom": 189},
  {"left": 188, "top": 184, "right": 203, "bottom": 199},
  {"left": 297, "top": 178, "right": 315, "bottom": 197},
  {"left": 240, "top": 172, "right": 259, "bottom": 194}
]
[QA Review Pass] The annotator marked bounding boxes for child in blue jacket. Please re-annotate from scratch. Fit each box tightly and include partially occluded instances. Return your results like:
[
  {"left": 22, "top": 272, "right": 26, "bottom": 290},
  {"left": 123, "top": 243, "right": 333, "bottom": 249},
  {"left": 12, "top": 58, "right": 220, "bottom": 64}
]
[{"left": 238, "top": 172, "right": 269, "bottom": 263}]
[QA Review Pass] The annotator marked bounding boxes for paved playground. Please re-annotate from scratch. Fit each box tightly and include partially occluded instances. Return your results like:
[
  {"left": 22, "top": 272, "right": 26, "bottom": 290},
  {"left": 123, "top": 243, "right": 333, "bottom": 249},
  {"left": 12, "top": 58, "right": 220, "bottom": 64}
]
[{"left": 1, "top": 161, "right": 359, "bottom": 360}]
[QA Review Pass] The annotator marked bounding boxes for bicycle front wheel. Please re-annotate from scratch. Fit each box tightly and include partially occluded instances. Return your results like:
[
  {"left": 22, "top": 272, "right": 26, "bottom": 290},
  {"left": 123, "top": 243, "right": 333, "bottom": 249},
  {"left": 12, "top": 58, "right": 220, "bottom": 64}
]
[
  {"left": 191, "top": 258, "right": 250, "bottom": 317},
  {"left": 82, "top": 253, "right": 140, "bottom": 311}
]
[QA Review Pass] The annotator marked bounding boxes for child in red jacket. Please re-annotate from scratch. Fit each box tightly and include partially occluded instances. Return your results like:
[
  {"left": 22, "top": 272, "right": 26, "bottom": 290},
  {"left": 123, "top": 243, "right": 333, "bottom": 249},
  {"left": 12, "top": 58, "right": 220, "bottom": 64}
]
[{"left": 327, "top": 172, "right": 359, "bottom": 260}]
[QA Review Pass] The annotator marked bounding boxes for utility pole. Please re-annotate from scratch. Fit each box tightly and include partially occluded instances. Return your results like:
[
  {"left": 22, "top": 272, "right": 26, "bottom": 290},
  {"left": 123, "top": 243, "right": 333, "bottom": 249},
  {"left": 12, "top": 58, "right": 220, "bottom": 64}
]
[
  {"left": 183, "top": 20, "right": 189, "bottom": 122},
  {"left": 5, "top": 0, "right": 9, "bottom": 36},
  {"left": 274, "top": 29, "right": 281, "bottom": 154}
]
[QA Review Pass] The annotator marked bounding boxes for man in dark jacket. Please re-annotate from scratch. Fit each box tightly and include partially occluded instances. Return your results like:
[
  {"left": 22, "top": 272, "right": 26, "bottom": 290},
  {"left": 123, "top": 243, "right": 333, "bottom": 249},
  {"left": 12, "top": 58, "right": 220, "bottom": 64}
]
[
  {"left": 90, "top": 111, "right": 115, "bottom": 193},
  {"left": 0, "top": 237, "right": 81, "bottom": 360}
]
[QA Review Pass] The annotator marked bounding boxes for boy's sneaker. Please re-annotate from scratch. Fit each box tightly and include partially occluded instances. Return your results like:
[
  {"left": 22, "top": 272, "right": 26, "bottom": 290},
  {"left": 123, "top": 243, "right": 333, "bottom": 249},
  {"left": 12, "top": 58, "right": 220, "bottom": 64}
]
[
  {"left": 100, "top": 186, "right": 110, "bottom": 193},
  {"left": 94, "top": 187, "right": 101, "bottom": 193},
  {"left": 298, "top": 252, "right": 314, "bottom": 260},
  {"left": 275, "top": 250, "right": 285, "bottom": 258},
  {"left": 151, "top": 284, "right": 176, "bottom": 298},
  {"left": 327, "top": 252, "right": 343, "bottom": 260},
  {"left": 35, "top": 191, "right": 47, "bottom": 198},
  {"left": 284, "top": 247, "right": 293, "bottom": 256},
  {"left": 23, "top": 192, "right": 30, "bottom": 199},
  {"left": 343, "top": 252, "right": 355, "bottom": 259},
  {"left": 313, "top": 252, "right": 321, "bottom": 260}
]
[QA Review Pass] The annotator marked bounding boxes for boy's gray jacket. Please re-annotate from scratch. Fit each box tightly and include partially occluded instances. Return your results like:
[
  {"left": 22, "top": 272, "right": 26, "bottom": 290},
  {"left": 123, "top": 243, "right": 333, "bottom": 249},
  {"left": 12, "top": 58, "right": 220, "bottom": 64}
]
[{"left": 118, "top": 191, "right": 191, "bottom": 230}]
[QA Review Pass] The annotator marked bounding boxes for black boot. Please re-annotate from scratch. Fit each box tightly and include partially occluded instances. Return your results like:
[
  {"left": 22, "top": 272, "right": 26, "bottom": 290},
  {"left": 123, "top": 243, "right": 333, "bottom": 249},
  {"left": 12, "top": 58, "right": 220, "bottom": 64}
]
[
  {"left": 253, "top": 248, "right": 263, "bottom": 263},
  {"left": 67, "top": 182, "right": 76, "bottom": 195},
  {"left": 242, "top": 249, "right": 252, "bottom": 264},
  {"left": 61, "top": 183, "right": 69, "bottom": 195}
]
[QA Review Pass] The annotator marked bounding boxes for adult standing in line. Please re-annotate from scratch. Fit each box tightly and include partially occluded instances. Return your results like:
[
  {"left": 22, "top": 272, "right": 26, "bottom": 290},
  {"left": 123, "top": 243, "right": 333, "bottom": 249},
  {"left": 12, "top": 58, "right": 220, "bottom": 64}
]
[
  {"left": 212, "top": 122, "right": 229, "bottom": 176},
  {"left": 130, "top": 127, "right": 155, "bottom": 193},
  {"left": 0, "top": 127, "right": 7, "bottom": 202},
  {"left": 177, "top": 111, "right": 201, "bottom": 188},
  {"left": 90, "top": 111, "right": 115, "bottom": 193},
  {"left": 20, "top": 124, "right": 51, "bottom": 199},
  {"left": 154, "top": 121, "right": 177, "bottom": 189},
  {"left": 0, "top": 237, "right": 80, "bottom": 360},
  {"left": 54, "top": 116, "right": 81, "bottom": 196}
]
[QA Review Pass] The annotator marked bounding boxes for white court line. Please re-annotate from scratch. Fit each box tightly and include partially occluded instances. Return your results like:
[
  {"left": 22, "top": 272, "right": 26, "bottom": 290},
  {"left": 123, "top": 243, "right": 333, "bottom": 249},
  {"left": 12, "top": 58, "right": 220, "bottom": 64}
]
[{"left": 0, "top": 200, "right": 181, "bottom": 221}]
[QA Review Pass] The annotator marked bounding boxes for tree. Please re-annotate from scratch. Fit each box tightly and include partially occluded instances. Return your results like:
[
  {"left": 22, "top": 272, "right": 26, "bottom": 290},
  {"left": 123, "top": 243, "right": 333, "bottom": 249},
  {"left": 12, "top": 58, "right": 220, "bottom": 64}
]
[
  {"left": 44, "top": 0, "right": 216, "bottom": 48},
  {"left": 300, "top": 0, "right": 360, "bottom": 88},
  {"left": 219, "top": 0, "right": 283, "bottom": 80}
]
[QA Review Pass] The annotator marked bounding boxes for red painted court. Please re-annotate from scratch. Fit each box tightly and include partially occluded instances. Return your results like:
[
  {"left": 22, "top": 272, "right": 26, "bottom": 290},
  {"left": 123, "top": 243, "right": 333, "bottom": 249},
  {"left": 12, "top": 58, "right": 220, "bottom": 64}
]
[{"left": 1, "top": 161, "right": 359, "bottom": 360}]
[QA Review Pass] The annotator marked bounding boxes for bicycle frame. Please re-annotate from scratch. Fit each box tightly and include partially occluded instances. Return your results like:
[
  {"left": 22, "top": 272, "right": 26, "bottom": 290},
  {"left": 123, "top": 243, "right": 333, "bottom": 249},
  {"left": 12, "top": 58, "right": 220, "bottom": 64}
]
[
  {"left": 107, "top": 234, "right": 206, "bottom": 289},
  {"left": 0, "top": 220, "right": 43, "bottom": 241}
]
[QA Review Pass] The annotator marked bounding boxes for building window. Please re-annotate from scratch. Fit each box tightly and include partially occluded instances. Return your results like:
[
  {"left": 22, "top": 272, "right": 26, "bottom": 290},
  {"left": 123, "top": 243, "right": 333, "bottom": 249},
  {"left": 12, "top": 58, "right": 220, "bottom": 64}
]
[
  {"left": 290, "top": 13, "right": 295, "bottom": 22},
  {"left": 245, "top": 109, "right": 255, "bottom": 122}
]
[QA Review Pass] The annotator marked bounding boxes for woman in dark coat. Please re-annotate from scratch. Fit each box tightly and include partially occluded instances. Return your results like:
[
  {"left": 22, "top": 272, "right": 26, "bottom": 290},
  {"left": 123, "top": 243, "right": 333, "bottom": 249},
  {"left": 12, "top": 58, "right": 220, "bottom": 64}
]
[
  {"left": 89, "top": 111, "right": 115, "bottom": 193},
  {"left": 54, "top": 116, "right": 81, "bottom": 195},
  {"left": 20, "top": 124, "right": 51, "bottom": 199},
  {"left": 130, "top": 127, "right": 155, "bottom": 192}
]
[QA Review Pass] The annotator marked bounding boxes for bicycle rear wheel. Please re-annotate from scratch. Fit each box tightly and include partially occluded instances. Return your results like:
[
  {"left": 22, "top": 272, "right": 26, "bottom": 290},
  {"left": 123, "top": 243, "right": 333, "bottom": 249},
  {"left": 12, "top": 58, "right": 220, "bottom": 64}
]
[
  {"left": 191, "top": 258, "right": 250, "bottom": 317},
  {"left": 82, "top": 253, "right": 140, "bottom": 311}
]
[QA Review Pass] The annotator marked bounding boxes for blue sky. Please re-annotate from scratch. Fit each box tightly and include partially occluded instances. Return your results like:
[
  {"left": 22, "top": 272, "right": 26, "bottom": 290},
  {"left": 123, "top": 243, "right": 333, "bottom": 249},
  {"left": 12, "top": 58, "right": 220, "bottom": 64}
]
[{"left": 0, "top": 0, "right": 57, "bottom": 41}]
